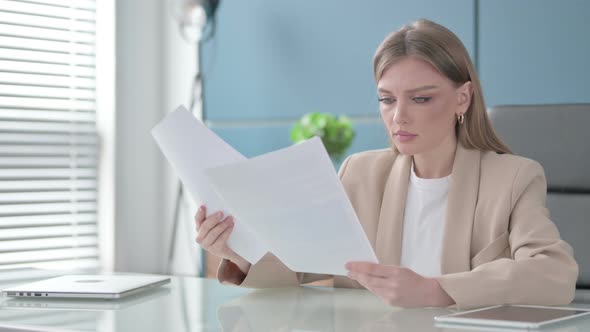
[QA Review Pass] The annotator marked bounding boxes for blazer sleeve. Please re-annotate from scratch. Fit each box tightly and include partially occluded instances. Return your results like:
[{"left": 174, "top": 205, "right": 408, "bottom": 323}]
[
  {"left": 215, "top": 156, "right": 357, "bottom": 288},
  {"left": 435, "top": 160, "right": 579, "bottom": 309}
]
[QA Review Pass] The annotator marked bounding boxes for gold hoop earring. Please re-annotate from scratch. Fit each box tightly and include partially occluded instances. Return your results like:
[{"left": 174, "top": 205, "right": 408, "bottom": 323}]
[{"left": 457, "top": 114, "right": 465, "bottom": 125}]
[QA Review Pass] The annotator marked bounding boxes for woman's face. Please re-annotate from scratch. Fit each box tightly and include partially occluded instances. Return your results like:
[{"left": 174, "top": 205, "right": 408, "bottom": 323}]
[{"left": 377, "top": 56, "right": 471, "bottom": 156}]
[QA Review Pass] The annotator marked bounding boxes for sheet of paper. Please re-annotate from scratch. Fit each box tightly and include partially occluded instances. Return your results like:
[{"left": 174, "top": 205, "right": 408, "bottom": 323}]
[
  {"left": 204, "top": 137, "right": 378, "bottom": 276},
  {"left": 151, "top": 106, "right": 268, "bottom": 264}
]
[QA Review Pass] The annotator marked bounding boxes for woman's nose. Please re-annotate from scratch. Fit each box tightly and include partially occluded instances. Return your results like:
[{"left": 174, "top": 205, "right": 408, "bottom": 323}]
[{"left": 393, "top": 103, "right": 409, "bottom": 125}]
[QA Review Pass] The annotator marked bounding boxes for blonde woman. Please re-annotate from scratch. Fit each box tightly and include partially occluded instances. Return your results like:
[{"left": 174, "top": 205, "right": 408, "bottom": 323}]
[{"left": 194, "top": 19, "right": 578, "bottom": 309}]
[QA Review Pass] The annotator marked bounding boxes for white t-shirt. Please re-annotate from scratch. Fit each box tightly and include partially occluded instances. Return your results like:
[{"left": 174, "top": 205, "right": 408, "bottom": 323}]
[{"left": 399, "top": 162, "right": 450, "bottom": 277}]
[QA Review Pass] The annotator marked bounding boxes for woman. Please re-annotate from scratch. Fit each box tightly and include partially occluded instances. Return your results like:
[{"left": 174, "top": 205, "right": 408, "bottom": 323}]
[{"left": 194, "top": 19, "right": 579, "bottom": 309}]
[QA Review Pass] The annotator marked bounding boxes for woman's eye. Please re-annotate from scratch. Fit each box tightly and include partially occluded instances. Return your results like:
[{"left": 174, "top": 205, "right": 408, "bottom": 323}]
[
  {"left": 413, "top": 96, "right": 432, "bottom": 104},
  {"left": 378, "top": 96, "right": 395, "bottom": 105}
]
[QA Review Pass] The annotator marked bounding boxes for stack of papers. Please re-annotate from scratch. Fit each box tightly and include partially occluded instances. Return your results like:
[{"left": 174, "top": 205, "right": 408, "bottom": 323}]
[{"left": 152, "top": 106, "right": 377, "bottom": 275}]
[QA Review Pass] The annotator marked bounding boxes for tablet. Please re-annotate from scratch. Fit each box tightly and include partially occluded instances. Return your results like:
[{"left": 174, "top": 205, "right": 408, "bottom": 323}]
[{"left": 434, "top": 305, "right": 590, "bottom": 329}]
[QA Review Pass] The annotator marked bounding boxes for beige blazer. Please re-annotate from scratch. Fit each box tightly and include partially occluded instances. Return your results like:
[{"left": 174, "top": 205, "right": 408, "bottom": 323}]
[{"left": 217, "top": 143, "right": 579, "bottom": 309}]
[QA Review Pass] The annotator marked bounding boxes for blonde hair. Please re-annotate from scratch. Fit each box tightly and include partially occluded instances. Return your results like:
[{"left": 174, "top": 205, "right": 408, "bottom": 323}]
[{"left": 373, "top": 19, "right": 511, "bottom": 154}]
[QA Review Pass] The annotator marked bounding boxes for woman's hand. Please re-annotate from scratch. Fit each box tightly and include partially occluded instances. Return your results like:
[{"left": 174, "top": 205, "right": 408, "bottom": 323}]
[
  {"left": 345, "top": 262, "right": 455, "bottom": 308},
  {"left": 194, "top": 205, "right": 251, "bottom": 274}
]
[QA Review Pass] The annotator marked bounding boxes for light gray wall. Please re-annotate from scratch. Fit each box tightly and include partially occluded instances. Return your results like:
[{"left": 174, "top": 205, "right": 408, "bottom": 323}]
[
  {"left": 115, "top": 0, "right": 164, "bottom": 272},
  {"left": 114, "top": 0, "right": 198, "bottom": 273}
]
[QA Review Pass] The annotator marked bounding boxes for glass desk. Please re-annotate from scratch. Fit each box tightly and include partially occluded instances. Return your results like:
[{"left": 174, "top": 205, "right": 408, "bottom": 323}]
[{"left": 0, "top": 275, "right": 589, "bottom": 332}]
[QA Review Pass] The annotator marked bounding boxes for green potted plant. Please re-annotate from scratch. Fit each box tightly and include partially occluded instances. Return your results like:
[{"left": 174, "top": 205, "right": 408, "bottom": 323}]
[{"left": 290, "top": 112, "right": 355, "bottom": 162}]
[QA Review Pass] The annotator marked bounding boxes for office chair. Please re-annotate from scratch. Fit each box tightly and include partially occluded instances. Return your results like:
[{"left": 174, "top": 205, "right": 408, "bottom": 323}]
[{"left": 488, "top": 104, "right": 590, "bottom": 303}]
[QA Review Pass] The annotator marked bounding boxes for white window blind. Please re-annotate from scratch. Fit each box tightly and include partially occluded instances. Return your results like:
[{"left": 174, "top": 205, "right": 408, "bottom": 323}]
[{"left": 0, "top": 0, "right": 99, "bottom": 279}]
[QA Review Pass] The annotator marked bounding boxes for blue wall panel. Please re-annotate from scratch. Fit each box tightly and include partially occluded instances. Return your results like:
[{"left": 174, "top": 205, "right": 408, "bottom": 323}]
[
  {"left": 202, "top": 0, "right": 475, "bottom": 121},
  {"left": 480, "top": 0, "right": 590, "bottom": 107},
  {"left": 210, "top": 124, "right": 292, "bottom": 159},
  {"left": 211, "top": 121, "right": 388, "bottom": 164}
]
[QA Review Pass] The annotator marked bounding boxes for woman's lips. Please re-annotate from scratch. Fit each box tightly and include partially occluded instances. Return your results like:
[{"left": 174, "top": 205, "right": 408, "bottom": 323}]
[{"left": 394, "top": 131, "right": 417, "bottom": 143}]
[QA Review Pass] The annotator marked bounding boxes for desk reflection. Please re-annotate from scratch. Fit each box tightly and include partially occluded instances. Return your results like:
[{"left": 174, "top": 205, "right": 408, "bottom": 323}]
[
  {"left": 217, "top": 286, "right": 452, "bottom": 332},
  {"left": 0, "top": 286, "right": 171, "bottom": 331},
  {"left": 1, "top": 276, "right": 588, "bottom": 332}
]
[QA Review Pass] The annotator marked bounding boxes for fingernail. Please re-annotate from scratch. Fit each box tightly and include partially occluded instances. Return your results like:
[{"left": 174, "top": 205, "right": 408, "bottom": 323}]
[
  {"left": 216, "top": 211, "right": 223, "bottom": 218},
  {"left": 226, "top": 216, "right": 233, "bottom": 222}
]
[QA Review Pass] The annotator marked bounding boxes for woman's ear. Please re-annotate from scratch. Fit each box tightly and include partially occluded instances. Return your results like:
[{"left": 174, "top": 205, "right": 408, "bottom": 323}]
[{"left": 456, "top": 81, "right": 473, "bottom": 114}]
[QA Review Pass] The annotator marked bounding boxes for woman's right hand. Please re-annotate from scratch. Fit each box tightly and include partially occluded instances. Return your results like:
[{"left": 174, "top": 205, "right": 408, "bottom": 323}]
[{"left": 194, "top": 205, "right": 251, "bottom": 274}]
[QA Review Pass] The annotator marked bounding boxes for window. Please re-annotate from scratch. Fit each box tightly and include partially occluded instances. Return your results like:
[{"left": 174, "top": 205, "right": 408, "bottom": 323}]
[{"left": 0, "top": 0, "right": 100, "bottom": 281}]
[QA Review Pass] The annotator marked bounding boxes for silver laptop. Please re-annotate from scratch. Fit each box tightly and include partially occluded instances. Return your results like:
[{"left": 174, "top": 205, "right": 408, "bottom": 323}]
[
  {"left": 2, "top": 275, "right": 171, "bottom": 299},
  {"left": 1, "top": 287, "right": 170, "bottom": 311}
]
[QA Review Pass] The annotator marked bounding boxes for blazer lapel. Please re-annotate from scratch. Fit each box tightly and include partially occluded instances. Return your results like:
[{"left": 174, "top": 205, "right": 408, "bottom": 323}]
[
  {"left": 375, "top": 153, "right": 411, "bottom": 266},
  {"left": 440, "top": 144, "right": 481, "bottom": 274}
]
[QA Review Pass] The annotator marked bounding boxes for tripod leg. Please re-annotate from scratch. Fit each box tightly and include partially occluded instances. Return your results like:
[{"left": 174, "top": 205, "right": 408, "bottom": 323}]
[{"left": 167, "top": 182, "right": 183, "bottom": 274}]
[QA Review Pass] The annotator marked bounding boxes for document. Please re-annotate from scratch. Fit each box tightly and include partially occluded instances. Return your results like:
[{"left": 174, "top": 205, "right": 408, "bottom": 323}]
[
  {"left": 151, "top": 106, "right": 268, "bottom": 264},
  {"left": 152, "top": 106, "right": 378, "bottom": 275},
  {"left": 204, "top": 136, "right": 378, "bottom": 275}
]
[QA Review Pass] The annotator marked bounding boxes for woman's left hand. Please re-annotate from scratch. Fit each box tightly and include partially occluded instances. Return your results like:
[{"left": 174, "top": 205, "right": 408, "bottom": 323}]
[{"left": 345, "top": 262, "right": 455, "bottom": 308}]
